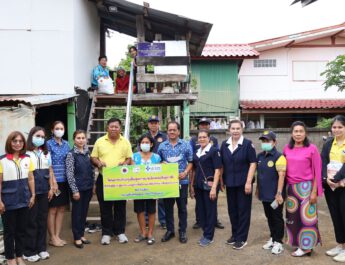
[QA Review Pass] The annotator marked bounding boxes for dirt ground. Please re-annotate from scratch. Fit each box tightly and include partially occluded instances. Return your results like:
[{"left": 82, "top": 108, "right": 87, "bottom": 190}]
[{"left": 44, "top": 188, "right": 337, "bottom": 265}]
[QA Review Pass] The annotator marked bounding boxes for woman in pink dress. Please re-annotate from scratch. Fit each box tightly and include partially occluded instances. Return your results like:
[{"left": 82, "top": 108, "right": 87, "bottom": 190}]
[{"left": 283, "top": 121, "right": 323, "bottom": 257}]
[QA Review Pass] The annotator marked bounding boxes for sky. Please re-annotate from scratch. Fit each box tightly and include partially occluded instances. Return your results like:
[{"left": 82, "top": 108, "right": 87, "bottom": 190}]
[{"left": 106, "top": 0, "right": 345, "bottom": 68}]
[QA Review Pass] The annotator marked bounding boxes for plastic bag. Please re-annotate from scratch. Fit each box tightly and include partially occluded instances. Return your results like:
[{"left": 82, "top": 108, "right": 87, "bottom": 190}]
[{"left": 97, "top": 77, "right": 114, "bottom": 94}]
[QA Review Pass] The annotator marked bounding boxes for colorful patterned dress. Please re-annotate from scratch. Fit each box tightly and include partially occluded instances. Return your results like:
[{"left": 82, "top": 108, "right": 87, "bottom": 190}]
[{"left": 283, "top": 144, "right": 323, "bottom": 250}]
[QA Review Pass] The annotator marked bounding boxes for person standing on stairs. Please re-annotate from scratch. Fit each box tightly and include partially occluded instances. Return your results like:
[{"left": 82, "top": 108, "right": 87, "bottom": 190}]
[{"left": 91, "top": 118, "right": 132, "bottom": 245}]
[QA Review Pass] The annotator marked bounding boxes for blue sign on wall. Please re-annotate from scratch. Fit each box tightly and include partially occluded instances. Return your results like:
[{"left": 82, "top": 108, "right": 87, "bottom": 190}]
[{"left": 138, "top": 43, "right": 165, "bottom": 57}]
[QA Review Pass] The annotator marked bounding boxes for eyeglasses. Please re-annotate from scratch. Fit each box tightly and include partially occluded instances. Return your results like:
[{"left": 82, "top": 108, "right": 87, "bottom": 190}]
[{"left": 12, "top": 140, "right": 24, "bottom": 144}]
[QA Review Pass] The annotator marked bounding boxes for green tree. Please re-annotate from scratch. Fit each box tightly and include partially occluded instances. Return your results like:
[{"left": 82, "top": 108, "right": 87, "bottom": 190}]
[
  {"left": 315, "top": 117, "right": 333, "bottom": 129},
  {"left": 321, "top": 54, "right": 345, "bottom": 91}
]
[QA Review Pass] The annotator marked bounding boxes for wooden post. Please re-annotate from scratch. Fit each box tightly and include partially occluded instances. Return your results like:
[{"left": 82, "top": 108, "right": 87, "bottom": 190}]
[
  {"left": 136, "top": 15, "right": 146, "bottom": 94},
  {"left": 100, "top": 22, "right": 106, "bottom": 56},
  {"left": 183, "top": 100, "right": 190, "bottom": 139}
]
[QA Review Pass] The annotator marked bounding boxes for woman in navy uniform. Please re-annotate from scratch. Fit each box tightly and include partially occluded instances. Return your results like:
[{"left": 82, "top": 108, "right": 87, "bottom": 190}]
[
  {"left": 66, "top": 130, "right": 94, "bottom": 249},
  {"left": 190, "top": 130, "right": 222, "bottom": 247},
  {"left": 24, "top": 127, "right": 56, "bottom": 262},
  {"left": 256, "top": 131, "right": 286, "bottom": 255},
  {"left": 220, "top": 120, "right": 256, "bottom": 250},
  {"left": 0, "top": 131, "right": 35, "bottom": 265}
]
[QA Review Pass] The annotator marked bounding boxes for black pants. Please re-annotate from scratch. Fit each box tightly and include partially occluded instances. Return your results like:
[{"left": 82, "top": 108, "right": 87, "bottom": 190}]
[
  {"left": 96, "top": 176, "right": 126, "bottom": 236},
  {"left": 24, "top": 194, "right": 48, "bottom": 256},
  {"left": 163, "top": 184, "right": 188, "bottom": 234},
  {"left": 2, "top": 207, "right": 29, "bottom": 259},
  {"left": 195, "top": 186, "right": 219, "bottom": 224},
  {"left": 226, "top": 186, "right": 252, "bottom": 242},
  {"left": 325, "top": 185, "right": 345, "bottom": 244},
  {"left": 72, "top": 189, "right": 93, "bottom": 240},
  {"left": 262, "top": 201, "right": 284, "bottom": 243},
  {"left": 195, "top": 188, "right": 217, "bottom": 240}
]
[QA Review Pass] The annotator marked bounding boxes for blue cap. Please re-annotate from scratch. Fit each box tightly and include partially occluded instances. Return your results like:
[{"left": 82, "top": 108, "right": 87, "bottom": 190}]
[
  {"left": 148, "top": 115, "right": 159, "bottom": 122},
  {"left": 198, "top": 117, "right": 211, "bottom": 124},
  {"left": 259, "top": 130, "right": 276, "bottom": 141}
]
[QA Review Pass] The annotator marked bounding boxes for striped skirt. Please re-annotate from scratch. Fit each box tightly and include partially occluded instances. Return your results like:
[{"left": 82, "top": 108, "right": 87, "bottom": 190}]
[{"left": 285, "top": 181, "right": 321, "bottom": 250}]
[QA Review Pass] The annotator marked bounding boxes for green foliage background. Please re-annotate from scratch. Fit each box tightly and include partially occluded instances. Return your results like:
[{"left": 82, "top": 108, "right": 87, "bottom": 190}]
[
  {"left": 316, "top": 117, "right": 333, "bottom": 129},
  {"left": 321, "top": 54, "right": 345, "bottom": 91}
]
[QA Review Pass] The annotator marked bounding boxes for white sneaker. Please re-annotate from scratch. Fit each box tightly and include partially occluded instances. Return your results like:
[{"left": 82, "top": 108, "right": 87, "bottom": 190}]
[
  {"left": 39, "top": 251, "right": 50, "bottom": 260},
  {"left": 334, "top": 250, "right": 345, "bottom": 262},
  {"left": 262, "top": 238, "right": 273, "bottom": 250},
  {"left": 117, "top": 233, "right": 128, "bottom": 243},
  {"left": 23, "top": 254, "right": 40, "bottom": 262},
  {"left": 327, "top": 245, "right": 343, "bottom": 257},
  {"left": 101, "top": 235, "right": 111, "bottom": 245},
  {"left": 271, "top": 242, "right": 284, "bottom": 255}
]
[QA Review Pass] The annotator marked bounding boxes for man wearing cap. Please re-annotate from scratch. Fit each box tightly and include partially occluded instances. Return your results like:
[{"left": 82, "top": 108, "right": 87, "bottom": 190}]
[
  {"left": 115, "top": 66, "right": 130, "bottom": 94},
  {"left": 190, "top": 117, "right": 224, "bottom": 230},
  {"left": 256, "top": 130, "right": 286, "bottom": 255},
  {"left": 146, "top": 115, "right": 168, "bottom": 229}
]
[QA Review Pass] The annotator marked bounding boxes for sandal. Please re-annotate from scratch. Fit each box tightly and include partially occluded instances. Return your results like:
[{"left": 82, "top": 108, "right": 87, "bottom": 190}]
[
  {"left": 147, "top": 237, "right": 155, "bottom": 245},
  {"left": 291, "top": 248, "right": 312, "bottom": 257},
  {"left": 49, "top": 240, "right": 64, "bottom": 247},
  {"left": 134, "top": 234, "right": 147, "bottom": 243}
]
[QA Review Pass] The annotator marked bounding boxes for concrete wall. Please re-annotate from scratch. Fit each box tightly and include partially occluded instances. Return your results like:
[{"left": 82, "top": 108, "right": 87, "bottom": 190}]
[
  {"left": 239, "top": 37, "right": 345, "bottom": 100},
  {"left": 73, "top": 0, "right": 100, "bottom": 91},
  {"left": 191, "top": 128, "right": 329, "bottom": 153},
  {"left": 0, "top": 0, "right": 99, "bottom": 94}
]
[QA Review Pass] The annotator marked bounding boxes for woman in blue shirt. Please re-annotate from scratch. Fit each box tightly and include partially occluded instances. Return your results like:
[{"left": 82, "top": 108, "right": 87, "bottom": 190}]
[
  {"left": 46, "top": 121, "right": 70, "bottom": 247},
  {"left": 190, "top": 130, "right": 222, "bottom": 247},
  {"left": 220, "top": 120, "right": 256, "bottom": 250},
  {"left": 66, "top": 130, "right": 94, "bottom": 249},
  {"left": 132, "top": 135, "right": 161, "bottom": 245}
]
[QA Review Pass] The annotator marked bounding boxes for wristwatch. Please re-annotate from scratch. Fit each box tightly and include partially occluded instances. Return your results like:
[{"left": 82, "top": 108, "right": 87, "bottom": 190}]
[{"left": 276, "top": 191, "right": 282, "bottom": 195}]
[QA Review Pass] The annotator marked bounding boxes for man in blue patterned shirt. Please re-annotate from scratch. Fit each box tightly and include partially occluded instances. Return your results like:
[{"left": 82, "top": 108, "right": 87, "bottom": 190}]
[{"left": 157, "top": 121, "right": 193, "bottom": 244}]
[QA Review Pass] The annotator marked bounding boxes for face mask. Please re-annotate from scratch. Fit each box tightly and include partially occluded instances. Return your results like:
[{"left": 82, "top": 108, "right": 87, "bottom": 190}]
[
  {"left": 54, "top": 129, "right": 64, "bottom": 138},
  {"left": 140, "top": 143, "right": 151, "bottom": 153},
  {"left": 261, "top": 142, "right": 273, "bottom": 152},
  {"left": 32, "top": 136, "right": 45, "bottom": 147}
]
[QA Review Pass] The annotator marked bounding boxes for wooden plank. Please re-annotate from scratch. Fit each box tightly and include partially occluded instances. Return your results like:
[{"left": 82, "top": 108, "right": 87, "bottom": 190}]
[
  {"left": 136, "top": 15, "right": 146, "bottom": 94},
  {"left": 136, "top": 74, "right": 188, "bottom": 83},
  {"left": 136, "top": 56, "right": 190, "bottom": 66}
]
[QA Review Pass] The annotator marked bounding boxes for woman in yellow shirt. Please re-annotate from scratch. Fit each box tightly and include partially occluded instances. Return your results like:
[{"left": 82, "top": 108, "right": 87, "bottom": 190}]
[{"left": 321, "top": 115, "right": 345, "bottom": 262}]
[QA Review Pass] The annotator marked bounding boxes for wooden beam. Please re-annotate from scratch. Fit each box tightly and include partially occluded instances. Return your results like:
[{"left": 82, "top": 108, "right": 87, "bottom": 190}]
[
  {"left": 331, "top": 29, "right": 345, "bottom": 38},
  {"left": 136, "top": 56, "right": 190, "bottom": 66},
  {"left": 137, "top": 74, "right": 188, "bottom": 83},
  {"left": 136, "top": 15, "right": 146, "bottom": 94},
  {"left": 100, "top": 22, "right": 106, "bottom": 56}
]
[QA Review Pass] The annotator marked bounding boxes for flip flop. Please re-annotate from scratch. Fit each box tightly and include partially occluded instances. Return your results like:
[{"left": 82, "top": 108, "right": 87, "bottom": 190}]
[
  {"left": 134, "top": 234, "right": 147, "bottom": 243},
  {"left": 49, "top": 240, "right": 64, "bottom": 247},
  {"left": 147, "top": 237, "right": 155, "bottom": 245}
]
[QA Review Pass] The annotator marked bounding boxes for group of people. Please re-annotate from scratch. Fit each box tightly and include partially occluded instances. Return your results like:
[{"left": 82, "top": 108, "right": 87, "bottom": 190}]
[
  {"left": 91, "top": 46, "right": 138, "bottom": 94},
  {"left": 1, "top": 114, "right": 345, "bottom": 264}
]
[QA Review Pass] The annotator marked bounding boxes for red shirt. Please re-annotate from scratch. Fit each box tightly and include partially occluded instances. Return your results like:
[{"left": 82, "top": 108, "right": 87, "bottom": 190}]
[{"left": 115, "top": 75, "right": 129, "bottom": 93}]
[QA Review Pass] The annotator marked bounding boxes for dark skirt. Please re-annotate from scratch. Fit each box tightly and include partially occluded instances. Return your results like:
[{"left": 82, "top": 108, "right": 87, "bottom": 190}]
[
  {"left": 49, "top": 182, "right": 70, "bottom": 208},
  {"left": 285, "top": 181, "right": 321, "bottom": 250}
]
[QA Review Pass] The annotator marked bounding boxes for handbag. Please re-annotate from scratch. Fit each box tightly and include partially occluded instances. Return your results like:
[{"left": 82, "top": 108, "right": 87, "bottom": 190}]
[{"left": 198, "top": 161, "right": 214, "bottom": 191}]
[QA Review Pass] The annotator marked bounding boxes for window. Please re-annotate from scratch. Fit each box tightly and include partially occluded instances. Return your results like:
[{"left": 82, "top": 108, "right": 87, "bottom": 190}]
[
  {"left": 293, "top": 61, "right": 327, "bottom": 81},
  {"left": 254, "top": 59, "right": 277, "bottom": 68}
]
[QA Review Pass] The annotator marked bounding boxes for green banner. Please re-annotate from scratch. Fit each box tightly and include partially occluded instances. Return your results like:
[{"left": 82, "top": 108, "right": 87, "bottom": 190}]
[{"left": 103, "top": 163, "right": 180, "bottom": 201}]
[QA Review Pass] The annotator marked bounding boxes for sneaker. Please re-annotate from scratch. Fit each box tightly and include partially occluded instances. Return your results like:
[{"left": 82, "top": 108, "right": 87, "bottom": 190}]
[
  {"left": 334, "top": 250, "right": 345, "bottom": 262},
  {"left": 199, "top": 238, "right": 214, "bottom": 247},
  {"left": 226, "top": 236, "right": 236, "bottom": 245},
  {"left": 38, "top": 251, "right": 50, "bottom": 260},
  {"left": 262, "top": 238, "right": 273, "bottom": 250},
  {"left": 117, "top": 233, "right": 128, "bottom": 243},
  {"left": 160, "top": 223, "right": 167, "bottom": 230},
  {"left": 271, "top": 242, "right": 284, "bottom": 255},
  {"left": 88, "top": 223, "right": 97, "bottom": 233},
  {"left": 233, "top": 241, "right": 247, "bottom": 250},
  {"left": 23, "top": 254, "right": 40, "bottom": 262},
  {"left": 101, "top": 235, "right": 111, "bottom": 245},
  {"left": 326, "top": 245, "right": 343, "bottom": 257},
  {"left": 198, "top": 236, "right": 205, "bottom": 244},
  {"left": 84, "top": 222, "right": 90, "bottom": 232}
]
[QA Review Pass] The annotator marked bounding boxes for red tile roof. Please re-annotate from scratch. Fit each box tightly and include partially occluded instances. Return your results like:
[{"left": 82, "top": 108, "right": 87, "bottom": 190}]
[
  {"left": 197, "top": 44, "right": 259, "bottom": 58},
  {"left": 240, "top": 99, "right": 345, "bottom": 109}
]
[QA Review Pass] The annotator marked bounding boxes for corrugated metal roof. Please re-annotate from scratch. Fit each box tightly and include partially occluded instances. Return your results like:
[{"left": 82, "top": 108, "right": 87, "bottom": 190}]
[
  {"left": 198, "top": 44, "right": 259, "bottom": 58},
  {"left": 240, "top": 99, "right": 345, "bottom": 109},
  {"left": 92, "top": 0, "right": 212, "bottom": 56},
  {"left": 0, "top": 94, "right": 77, "bottom": 107}
]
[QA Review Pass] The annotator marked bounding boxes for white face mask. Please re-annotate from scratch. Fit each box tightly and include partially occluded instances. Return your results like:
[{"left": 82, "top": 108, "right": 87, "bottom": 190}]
[
  {"left": 140, "top": 143, "right": 151, "bottom": 153},
  {"left": 54, "top": 129, "right": 64, "bottom": 138}
]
